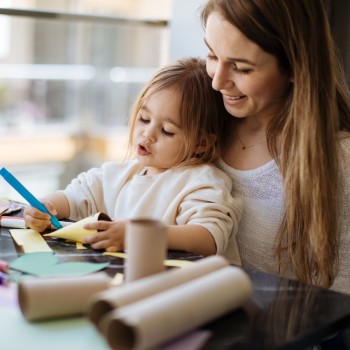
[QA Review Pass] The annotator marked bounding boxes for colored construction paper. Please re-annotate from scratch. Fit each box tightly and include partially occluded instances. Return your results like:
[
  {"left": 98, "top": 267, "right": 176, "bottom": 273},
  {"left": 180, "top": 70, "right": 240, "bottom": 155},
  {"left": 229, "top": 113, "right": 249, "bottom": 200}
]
[
  {"left": 10, "top": 252, "right": 57, "bottom": 272},
  {"left": 0, "top": 283, "right": 18, "bottom": 308},
  {"left": 104, "top": 251, "right": 194, "bottom": 268},
  {"left": 111, "top": 272, "right": 124, "bottom": 286},
  {"left": 44, "top": 212, "right": 111, "bottom": 243},
  {"left": 0, "top": 307, "right": 109, "bottom": 350},
  {"left": 10, "top": 229, "right": 52, "bottom": 253},
  {"left": 9, "top": 252, "right": 109, "bottom": 277},
  {"left": 164, "top": 259, "right": 194, "bottom": 268}
]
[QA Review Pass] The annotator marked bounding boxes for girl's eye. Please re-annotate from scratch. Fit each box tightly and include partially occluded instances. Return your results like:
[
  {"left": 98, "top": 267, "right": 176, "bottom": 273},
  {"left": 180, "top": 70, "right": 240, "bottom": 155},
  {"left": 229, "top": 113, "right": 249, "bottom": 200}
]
[
  {"left": 162, "top": 128, "right": 175, "bottom": 137},
  {"left": 139, "top": 115, "right": 150, "bottom": 123}
]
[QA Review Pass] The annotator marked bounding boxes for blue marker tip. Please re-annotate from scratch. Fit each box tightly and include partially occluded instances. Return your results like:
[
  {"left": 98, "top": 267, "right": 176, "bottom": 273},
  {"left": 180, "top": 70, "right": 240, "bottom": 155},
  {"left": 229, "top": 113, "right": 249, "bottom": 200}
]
[{"left": 0, "top": 167, "right": 62, "bottom": 229}]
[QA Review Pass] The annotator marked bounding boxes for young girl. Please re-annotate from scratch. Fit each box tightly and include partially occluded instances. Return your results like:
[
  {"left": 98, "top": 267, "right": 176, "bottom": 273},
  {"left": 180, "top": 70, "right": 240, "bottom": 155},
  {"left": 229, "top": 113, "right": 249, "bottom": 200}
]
[{"left": 23, "top": 57, "right": 242, "bottom": 264}]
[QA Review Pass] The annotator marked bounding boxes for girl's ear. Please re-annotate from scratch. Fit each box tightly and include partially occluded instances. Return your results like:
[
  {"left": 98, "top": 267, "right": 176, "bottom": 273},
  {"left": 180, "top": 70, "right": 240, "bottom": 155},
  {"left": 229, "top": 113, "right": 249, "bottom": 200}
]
[{"left": 194, "top": 134, "right": 216, "bottom": 155}]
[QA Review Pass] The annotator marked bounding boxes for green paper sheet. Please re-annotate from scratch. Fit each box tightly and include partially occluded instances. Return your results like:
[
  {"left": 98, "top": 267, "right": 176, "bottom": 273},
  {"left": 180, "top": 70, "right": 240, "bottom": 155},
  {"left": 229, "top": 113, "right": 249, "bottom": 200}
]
[
  {"left": 1, "top": 307, "right": 109, "bottom": 350},
  {"left": 10, "top": 252, "right": 110, "bottom": 277}
]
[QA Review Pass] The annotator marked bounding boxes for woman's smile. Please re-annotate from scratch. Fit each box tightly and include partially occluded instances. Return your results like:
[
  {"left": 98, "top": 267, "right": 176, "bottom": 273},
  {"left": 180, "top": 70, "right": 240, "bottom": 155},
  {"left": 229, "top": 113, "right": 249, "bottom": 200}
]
[{"left": 223, "top": 94, "right": 247, "bottom": 106}]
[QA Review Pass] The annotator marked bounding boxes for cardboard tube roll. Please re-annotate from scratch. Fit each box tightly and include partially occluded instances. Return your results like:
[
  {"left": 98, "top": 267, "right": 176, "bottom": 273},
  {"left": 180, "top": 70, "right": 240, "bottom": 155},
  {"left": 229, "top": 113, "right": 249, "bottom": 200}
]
[
  {"left": 88, "top": 255, "right": 229, "bottom": 329},
  {"left": 102, "top": 266, "right": 253, "bottom": 350},
  {"left": 18, "top": 272, "right": 111, "bottom": 321},
  {"left": 124, "top": 218, "right": 166, "bottom": 283}
]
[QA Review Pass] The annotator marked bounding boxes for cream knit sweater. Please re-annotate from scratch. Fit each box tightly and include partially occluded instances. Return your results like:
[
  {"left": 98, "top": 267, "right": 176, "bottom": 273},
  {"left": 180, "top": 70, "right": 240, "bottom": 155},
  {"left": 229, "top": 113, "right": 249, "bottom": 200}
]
[
  {"left": 217, "top": 132, "right": 350, "bottom": 294},
  {"left": 62, "top": 160, "right": 242, "bottom": 265}
]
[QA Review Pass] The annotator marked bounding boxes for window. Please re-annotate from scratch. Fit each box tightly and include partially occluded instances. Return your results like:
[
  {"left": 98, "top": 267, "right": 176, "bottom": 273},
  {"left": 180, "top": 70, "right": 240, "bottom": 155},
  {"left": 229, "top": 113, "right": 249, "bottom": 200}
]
[{"left": 0, "top": 2, "right": 169, "bottom": 199}]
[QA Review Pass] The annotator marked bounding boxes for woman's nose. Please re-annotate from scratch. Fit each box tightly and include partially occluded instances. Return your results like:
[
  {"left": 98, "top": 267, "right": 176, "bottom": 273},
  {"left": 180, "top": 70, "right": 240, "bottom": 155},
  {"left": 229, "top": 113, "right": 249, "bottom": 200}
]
[{"left": 211, "top": 64, "right": 233, "bottom": 91}]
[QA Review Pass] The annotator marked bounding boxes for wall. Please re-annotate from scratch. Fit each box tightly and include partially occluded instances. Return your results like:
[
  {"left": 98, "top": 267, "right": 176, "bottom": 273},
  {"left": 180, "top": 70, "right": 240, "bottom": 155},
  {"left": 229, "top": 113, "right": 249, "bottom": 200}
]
[{"left": 169, "top": 0, "right": 207, "bottom": 61}]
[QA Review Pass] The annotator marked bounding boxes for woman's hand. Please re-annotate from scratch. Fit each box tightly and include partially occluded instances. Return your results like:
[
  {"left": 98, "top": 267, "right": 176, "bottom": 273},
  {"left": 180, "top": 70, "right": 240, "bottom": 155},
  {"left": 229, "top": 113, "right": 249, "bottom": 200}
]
[
  {"left": 82, "top": 219, "right": 126, "bottom": 252},
  {"left": 23, "top": 200, "right": 57, "bottom": 232}
]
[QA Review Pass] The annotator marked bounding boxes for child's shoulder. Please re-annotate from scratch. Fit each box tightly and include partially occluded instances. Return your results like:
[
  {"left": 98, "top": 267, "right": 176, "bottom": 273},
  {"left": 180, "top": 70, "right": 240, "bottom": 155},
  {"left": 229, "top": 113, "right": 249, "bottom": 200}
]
[
  {"left": 173, "top": 163, "right": 231, "bottom": 183},
  {"left": 99, "top": 159, "right": 143, "bottom": 175}
]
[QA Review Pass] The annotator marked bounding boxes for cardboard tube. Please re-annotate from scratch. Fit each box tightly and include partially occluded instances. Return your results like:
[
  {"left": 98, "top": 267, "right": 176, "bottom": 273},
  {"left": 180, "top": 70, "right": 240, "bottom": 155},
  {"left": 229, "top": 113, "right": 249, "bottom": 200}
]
[
  {"left": 88, "top": 255, "right": 229, "bottom": 329},
  {"left": 102, "top": 266, "right": 252, "bottom": 350},
  {"left": 18, "top": 272, "right": 111, "bottom": 321},
  {"left": 124, "top": 218, "right": 166, "bottom": 283}
]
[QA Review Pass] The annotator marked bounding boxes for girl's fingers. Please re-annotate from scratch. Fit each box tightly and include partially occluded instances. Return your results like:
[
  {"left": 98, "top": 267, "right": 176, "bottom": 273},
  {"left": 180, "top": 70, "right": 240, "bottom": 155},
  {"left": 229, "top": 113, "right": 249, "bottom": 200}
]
[
  {"left": 83, "top": 232, "right": 111, "bottom": 244},
  {"left": 24, "top": 206, "right": 51, "bottom": 220},
  {"left": 105, "top": 245, "right": 120, "bottom": 252},
  {"left": 84, "top": 220, "right": 111, "bottom": 231},
  {"left": 90, "top": 239, "right": 118, "bottom": 251}
]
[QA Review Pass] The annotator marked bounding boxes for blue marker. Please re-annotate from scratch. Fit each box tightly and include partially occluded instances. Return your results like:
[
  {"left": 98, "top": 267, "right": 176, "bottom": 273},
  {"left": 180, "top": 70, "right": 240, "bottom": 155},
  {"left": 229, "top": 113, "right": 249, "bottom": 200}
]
[{"left": 0, "top": 167, "right": 62, "bottom": 229}]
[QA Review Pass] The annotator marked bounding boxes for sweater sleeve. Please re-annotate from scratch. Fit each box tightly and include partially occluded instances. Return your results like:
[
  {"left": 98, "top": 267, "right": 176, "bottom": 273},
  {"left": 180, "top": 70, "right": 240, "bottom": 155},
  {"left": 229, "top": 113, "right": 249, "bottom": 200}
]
[
  {"left": 174, "top": 166, "right": 242, "bottom": 264},
  {"left": 62, "top": 165, "right": 106, "bottom": 221}
]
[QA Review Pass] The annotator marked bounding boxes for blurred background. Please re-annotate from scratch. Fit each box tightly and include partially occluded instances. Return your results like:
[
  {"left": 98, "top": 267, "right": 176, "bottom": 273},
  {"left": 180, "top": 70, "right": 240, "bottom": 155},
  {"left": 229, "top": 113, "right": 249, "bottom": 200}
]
[
  {"left": 0, "top": 0, "right": 348, "bottom": 202},
  {"left": 0, "top": 0, "right": 206, "bottom": 201}
]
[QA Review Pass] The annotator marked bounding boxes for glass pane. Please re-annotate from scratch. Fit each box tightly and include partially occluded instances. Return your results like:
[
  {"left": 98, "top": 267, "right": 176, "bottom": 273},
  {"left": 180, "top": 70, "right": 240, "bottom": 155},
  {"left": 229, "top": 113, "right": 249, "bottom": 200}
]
[{"left": 0, "top": 9, "right": 168, "bottom": 199}]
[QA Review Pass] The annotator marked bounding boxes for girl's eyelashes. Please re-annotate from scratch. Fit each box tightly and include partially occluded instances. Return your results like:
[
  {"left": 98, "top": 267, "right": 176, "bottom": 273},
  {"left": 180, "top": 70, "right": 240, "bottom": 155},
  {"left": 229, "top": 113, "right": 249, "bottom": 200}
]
[
  {"left": 162, "top": 128, "right": 175, "bottom": 137},
  {"left": 138, "top": 115, "right": 150, "bottom": 123},
  {"left": 138, "top": 114, "right": 175, "bottom": 137}
]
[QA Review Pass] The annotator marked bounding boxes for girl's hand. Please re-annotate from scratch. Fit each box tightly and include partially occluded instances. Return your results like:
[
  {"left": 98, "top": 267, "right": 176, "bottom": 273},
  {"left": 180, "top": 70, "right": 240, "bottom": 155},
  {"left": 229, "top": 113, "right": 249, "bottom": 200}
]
[
  {"left": 23, "top": 200, "right": 57, "bottom": 232},
  {"left": 82, "top": 219, "right": 126, "bottom": 252}
]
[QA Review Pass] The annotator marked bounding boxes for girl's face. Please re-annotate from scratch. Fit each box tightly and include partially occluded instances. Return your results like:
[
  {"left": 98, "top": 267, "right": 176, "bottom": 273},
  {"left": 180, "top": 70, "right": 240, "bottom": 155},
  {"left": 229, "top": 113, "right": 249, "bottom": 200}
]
[
  {"left": 133, "top": 87, "right": 187, "bottom": 175},
  {"left": 205, "top": 12, "right": 291, "bottom": 122}
]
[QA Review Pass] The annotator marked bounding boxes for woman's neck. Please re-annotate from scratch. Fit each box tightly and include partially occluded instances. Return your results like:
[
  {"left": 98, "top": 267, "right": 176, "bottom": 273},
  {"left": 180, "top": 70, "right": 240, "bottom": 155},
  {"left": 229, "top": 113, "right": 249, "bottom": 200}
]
[{"left": 223, "top": 118, "right": 273, "bottom": 170}]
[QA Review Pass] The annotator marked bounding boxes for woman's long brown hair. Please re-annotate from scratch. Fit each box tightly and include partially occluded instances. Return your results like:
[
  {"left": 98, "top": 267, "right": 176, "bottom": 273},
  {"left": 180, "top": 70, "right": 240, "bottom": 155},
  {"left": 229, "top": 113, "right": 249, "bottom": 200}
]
[{"left": 201, "top": 0, "right": 350, "bottom": 287}]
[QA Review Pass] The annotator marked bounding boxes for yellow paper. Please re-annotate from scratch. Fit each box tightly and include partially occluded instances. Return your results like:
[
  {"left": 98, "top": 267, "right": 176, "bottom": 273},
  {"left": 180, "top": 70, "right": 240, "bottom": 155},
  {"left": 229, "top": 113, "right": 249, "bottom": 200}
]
[
  {"left": 103, "top": 252, "right": 193, "bottom": 268},
  {"left": 64, "top": 239, "right": 86, "bottom": 250},
  {"left": 103, "top": 252, "right": 127, "bottom": 259},
  {"left": 111, "top": 272, "right": 124, "bottom": 286},
  {"left": 164, "top": 259, "right": 194, "bottom": 268},
  {"left": 10, "top": 229, "right": 52, "bottom": 253},
  {"left": 44, "top": 212, "right": 110, "bottom": 243},
  {"left": 76, "top": 242, "right": 87, "bottom": 250}
]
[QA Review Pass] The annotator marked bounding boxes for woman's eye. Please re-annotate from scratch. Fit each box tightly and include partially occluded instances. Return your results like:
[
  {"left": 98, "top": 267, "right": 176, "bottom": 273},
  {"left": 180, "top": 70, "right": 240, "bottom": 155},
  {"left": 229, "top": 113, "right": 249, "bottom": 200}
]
[
  {"left": 233, "top": 67, "right": 253, "bottom": 74},
  {"left": 206, "top": 53, "right": 217, "bottom": 61},
  {"left": 162, "top": 128, "right": 175, "bottom": 137}
]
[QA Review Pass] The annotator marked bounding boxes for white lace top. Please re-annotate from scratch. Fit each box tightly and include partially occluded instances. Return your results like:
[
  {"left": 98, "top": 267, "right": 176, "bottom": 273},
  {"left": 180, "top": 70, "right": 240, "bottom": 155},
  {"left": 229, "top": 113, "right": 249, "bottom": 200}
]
[{"left": 217, "top": 132, "right": 350, "bottom": 295}]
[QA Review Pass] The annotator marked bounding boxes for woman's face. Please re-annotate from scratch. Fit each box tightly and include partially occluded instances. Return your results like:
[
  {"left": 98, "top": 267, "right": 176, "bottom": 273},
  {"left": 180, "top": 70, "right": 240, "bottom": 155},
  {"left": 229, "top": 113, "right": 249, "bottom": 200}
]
[{"left": 205, "top": 12, "right": 291, "bottom": 122}]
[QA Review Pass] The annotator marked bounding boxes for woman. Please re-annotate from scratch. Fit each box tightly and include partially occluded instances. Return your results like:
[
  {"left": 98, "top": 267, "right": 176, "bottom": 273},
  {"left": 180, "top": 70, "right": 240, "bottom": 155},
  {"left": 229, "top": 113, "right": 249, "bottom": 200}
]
[{"left": 201, "top": 0, "right": 350, "bottom": 293}]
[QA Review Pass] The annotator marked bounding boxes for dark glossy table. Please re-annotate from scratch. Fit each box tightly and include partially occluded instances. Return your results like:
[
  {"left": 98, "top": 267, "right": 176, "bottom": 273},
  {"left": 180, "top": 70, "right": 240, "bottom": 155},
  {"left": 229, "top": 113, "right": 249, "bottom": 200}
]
[{"left": 1, "top": 223, "right": 350, "bottom": 350}]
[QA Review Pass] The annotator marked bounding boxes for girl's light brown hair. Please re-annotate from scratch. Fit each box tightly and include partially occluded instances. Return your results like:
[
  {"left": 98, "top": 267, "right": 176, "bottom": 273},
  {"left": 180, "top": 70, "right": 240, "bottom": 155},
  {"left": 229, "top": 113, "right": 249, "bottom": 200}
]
[
  {"left": 128, "top": 57, "right": 229, "bottom": 166},
  {"left": 202, "top": 0, "right": 350, "bottom": 288}
]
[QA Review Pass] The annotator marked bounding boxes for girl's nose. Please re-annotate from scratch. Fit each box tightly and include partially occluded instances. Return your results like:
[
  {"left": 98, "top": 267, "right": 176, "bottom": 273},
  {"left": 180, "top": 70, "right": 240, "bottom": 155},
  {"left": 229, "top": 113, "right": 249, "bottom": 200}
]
[{"left": 143, "top": 126, "right": 156, "bottom": 142}]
